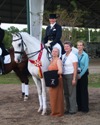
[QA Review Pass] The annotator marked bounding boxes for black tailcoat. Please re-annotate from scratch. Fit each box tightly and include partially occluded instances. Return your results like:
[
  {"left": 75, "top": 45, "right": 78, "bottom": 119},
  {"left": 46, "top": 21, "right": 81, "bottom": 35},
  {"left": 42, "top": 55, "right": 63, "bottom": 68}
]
[
  {"left": 0, "top": 28, "right": 8, "bottom": 56},
  {"left": 44, "top": 23, "right": 65, "bottom": 54},
  {"left": 0, "top": 28, "right": 5, "bottom": 44}
]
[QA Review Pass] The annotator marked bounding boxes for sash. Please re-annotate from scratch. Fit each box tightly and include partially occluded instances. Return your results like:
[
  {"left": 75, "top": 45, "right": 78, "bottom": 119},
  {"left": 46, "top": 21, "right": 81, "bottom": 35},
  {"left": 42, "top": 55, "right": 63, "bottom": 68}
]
[{"left": 29, "top": 44, "right": 43, "bottom": 78}]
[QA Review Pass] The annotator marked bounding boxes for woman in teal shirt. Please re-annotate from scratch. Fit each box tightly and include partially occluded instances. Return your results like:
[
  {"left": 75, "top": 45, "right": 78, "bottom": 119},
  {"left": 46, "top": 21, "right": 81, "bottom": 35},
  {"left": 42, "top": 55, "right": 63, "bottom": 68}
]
[{"left": 76, "top": 40, "right": 89, "bottom": 113}]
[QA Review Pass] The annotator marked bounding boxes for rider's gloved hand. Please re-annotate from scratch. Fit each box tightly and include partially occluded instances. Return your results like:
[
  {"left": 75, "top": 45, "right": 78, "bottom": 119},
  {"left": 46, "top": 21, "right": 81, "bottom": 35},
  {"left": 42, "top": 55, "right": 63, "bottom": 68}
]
[{"left": 45, "top": 43, "right": 50, "bottom": 47}]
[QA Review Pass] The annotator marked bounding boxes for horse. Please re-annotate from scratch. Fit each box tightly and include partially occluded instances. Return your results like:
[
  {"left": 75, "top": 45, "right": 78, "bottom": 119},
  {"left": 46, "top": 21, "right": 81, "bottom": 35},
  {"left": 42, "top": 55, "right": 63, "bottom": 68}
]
[
  {"left": 12, "top": 32, "right": 50, "bottom": 115},
  {"left": 0, "top": 47, "right": 29, "bottom": 101}
]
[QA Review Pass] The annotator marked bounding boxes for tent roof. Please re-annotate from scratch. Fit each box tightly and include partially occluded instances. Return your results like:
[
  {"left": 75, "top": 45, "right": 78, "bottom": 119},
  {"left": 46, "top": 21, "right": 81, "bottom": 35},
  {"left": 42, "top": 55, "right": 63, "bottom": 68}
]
[{"left": 0, "top": 0, "right": 100, "bottom": 28}]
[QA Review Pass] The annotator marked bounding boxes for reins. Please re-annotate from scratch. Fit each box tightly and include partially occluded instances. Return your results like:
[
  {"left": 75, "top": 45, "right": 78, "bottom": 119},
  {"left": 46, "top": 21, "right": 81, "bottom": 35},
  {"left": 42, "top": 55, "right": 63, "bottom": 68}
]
[
  {"left": 12, "top": 33, "right": 46, "bottom": 61},
  {"left": 26, "top": 47, "right": 44, "bottom": 59}
]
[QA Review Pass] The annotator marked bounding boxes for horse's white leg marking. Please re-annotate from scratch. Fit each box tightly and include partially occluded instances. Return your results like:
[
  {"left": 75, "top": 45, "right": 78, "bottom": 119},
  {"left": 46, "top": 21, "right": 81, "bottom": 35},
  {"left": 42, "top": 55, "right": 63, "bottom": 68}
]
[
  {"left": 21, "top": 83, "right": 29, "bottom": 101},
  {"left": 25, "top": 84, "right": 29, "bottom": 96},
  {"left": 24, "top": 84, "right": 29, "bottom": 101},
  {"left": 22, "top": 83, "right": 25, "bottom": 94},
  {"left": 41, "top": 78, "right": 47, "bottom": 115},
  {"left": 32, "top": 76, "right": 43, "bottom": 112}
]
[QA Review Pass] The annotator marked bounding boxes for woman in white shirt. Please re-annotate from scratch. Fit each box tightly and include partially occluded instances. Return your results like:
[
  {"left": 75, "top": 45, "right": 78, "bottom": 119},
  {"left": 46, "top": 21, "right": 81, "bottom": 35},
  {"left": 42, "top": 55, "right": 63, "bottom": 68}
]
[{"left": 62, "top": 41, "right": 78, "bottom": 115}]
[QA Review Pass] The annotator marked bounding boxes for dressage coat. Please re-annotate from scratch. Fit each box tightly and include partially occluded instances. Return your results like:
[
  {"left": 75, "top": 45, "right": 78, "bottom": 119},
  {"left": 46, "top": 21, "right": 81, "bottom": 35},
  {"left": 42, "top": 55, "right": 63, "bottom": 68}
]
[
  {"left": 0, "top": 28, "right": 5, "bottom": 44},
  {"left": 44, "top": 23, "right": 65, "bottom": 54},
  {"left": 0, "top": 28, "right": 8, "bottom": 56}
]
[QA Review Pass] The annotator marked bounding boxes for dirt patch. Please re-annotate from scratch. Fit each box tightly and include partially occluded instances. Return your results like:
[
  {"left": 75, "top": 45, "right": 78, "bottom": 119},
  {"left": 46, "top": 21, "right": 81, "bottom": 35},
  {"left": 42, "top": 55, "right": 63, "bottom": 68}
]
[
  {"left": 89, "top": 58, "right": 100, "bottom": 74},
  {"left": 0, "top": 59, "right": 100, "bottom": 125},
  {"left": 0, "top": 84, "right": 100, "bottom": 125}
]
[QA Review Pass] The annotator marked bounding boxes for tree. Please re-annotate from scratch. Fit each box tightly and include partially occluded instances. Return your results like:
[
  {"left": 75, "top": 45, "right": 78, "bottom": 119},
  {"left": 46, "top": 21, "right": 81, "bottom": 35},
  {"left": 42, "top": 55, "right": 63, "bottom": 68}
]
[
  {"left": 43, "top": 0, "right": 89, "bottom": 44},
  {"left": 3, "top": 26, "right": 28, "bottom": 49},
  {"left": 3, "top": 30, "right": 12, "bottom": 49},
  {"left": 7, "top": 26, "right": 19, "bottom": 33}
]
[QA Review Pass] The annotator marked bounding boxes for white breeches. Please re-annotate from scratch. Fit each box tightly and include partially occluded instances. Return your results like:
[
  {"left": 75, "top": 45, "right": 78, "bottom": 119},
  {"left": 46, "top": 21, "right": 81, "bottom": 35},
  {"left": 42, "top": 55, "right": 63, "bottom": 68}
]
[{"left": 0, "top": 48, "right": 2, "bottom": 55}]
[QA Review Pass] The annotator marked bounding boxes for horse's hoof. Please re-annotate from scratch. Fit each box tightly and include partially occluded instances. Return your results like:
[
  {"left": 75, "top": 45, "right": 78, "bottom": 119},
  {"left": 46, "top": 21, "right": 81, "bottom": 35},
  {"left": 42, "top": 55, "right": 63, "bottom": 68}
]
[
  {"left": 24, "top": 96, "right": 28, "bottom": 101},
  {"left": 37, "top": 107, "right": 43, "bottom": 113},
  {"left": 41, "top": 109, "right": 47, "bottom": 115}
]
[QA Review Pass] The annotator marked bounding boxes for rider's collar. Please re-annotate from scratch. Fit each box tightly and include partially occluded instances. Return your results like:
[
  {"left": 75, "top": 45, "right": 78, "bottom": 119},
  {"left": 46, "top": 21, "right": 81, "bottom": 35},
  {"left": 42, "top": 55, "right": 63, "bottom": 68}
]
[{"left": 50, "top": 22, "right": 56, "bottom": 29}]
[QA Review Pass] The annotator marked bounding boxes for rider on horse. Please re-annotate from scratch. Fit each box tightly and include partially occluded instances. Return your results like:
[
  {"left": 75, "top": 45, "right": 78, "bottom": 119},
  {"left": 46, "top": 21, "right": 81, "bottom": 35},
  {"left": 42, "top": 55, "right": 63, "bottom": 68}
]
[
  {"left": 0, "top": 18, "right": 9, "bottom": 74},
  {"left": 43, "top": 14, "right": 65, "bottom": 58}
]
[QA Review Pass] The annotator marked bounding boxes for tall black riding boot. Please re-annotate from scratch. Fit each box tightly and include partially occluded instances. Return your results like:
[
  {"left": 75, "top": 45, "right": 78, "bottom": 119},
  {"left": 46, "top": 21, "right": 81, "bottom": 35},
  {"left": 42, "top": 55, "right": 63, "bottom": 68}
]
[{"left": 0, "top": 56, "right": 5, "bottom": 74}]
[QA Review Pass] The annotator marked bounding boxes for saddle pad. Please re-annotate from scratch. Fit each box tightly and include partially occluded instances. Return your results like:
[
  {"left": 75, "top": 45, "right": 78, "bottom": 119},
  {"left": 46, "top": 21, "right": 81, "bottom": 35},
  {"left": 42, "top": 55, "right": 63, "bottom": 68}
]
[{"left": 4, "top": 55, "right": 11, "bottom": 64}]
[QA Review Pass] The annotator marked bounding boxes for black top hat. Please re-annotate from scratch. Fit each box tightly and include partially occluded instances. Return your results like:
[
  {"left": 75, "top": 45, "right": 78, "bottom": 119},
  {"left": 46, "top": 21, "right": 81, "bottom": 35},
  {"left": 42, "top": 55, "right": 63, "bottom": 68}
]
[{"left": 49, "top": 14, "right": 57, "bottom": 19}]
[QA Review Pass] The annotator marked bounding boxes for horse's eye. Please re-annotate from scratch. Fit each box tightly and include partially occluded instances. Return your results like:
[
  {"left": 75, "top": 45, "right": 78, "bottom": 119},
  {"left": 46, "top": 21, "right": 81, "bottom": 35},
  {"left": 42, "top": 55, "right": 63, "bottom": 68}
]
[{"left": 18, "top": 43, "right": 21, "bottom": 47}]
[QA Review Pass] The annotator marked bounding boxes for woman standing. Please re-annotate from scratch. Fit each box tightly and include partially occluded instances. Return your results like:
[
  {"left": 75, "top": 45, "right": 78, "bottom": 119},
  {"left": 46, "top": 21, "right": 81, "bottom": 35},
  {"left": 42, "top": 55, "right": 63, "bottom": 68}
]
[
  {"left": 76, "top": 40, "right": 89, "bottom": 113},
  {"left": 62, "top": 41, "right": 78, "bottom": 114},
  {"left": 48, "top": 47, "right": 64, "bottom": 117}
]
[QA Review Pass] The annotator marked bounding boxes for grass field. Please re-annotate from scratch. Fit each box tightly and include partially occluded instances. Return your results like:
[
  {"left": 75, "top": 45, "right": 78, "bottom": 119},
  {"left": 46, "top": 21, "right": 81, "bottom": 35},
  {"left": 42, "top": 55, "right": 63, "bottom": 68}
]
[
  {"left": 0, "top": 73, "right": 100, "bottom": 88},
  {"left": 0, "top": 73, "right": 33, "bottom": 84},
  {"left": 88, "top": 73, "right": 100, "bottom": 88}
]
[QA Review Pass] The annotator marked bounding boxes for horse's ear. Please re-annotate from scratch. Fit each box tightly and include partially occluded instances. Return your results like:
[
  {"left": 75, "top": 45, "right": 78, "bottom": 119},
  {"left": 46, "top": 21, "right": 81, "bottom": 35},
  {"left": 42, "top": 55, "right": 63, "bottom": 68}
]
[
  {"left": 11, "top": 33, "right": 14, "bottom": 37},
  {"left": 11, "top": 33, "right": 17, "bottom": 37}
]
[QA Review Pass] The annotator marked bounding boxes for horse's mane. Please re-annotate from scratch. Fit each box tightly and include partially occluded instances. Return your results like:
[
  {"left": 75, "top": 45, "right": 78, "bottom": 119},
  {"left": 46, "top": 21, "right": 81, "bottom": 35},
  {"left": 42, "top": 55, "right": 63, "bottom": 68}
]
[{"left": 20, "top": 32, "right": 40, "bottom": 44}]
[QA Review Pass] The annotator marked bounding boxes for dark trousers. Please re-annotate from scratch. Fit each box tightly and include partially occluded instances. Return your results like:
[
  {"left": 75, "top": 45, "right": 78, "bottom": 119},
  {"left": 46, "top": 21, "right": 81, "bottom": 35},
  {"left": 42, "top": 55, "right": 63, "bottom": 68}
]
[
  {"left": 0, "top": 56, "right": 5, "bottom": 74},
  {"left": 76, "top": 71, "right": 89, "bottom": 112}
]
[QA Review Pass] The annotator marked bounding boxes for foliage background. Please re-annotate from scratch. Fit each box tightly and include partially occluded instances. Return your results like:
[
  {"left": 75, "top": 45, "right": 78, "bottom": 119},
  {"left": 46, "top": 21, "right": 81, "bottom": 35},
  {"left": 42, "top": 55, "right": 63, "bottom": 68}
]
[{"left": 3, "top": 26, "right": 100, "bottom": 49}]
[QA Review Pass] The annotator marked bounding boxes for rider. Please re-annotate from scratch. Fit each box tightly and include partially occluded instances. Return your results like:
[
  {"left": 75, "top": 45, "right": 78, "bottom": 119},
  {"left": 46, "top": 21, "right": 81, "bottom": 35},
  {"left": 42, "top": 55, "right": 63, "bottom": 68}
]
[
  {"left": 43, "top": 14, "right": 65, "bottom": 58},
  {"left": 0, "top": 18, "right": 8, "bottom": 74}
]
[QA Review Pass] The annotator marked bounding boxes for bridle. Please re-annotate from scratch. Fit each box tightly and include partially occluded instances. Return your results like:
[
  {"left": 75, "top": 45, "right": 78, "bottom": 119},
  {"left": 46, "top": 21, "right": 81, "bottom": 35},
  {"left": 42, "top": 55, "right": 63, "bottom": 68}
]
[
  {"left": 12, "top": 33, "right": 45, "bottom": 60},
  {"left": 12, "top": 33, "right": 25, "bottom": 55}
]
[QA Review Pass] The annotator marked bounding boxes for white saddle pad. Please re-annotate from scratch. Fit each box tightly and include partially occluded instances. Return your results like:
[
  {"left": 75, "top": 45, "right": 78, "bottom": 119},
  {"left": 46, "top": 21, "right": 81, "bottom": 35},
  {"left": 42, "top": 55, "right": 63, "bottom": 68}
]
[
  {"left": 4, "top": 55, "right": 11, "bottom": 64},
  {"left": 0, "top": 48, "right": 2, "bottom": 55}
]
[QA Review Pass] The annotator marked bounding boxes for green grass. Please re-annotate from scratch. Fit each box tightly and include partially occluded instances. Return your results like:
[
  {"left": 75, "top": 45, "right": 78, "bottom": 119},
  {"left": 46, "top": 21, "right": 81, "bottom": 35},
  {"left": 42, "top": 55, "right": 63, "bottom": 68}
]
[
  {"left": 0, "top": 73, "right": 34, "bottom": 84},
  {"left": 0, "top": 73, "right": 100, "bottom": 88},
  {"left": 88, "top": 74, "right": 100, "bottom": 88}
]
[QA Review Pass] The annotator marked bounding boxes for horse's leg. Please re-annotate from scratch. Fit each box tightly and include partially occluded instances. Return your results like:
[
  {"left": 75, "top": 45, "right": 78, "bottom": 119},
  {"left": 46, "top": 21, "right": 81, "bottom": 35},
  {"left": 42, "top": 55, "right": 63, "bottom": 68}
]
[
  {"left": 32, "top": 76, "right": 43, "bottom": 113},
  {"left": 22, "top": 65, "right": 29, "bottom": 101},
  {"left": 23, "top": 83, "right": 29, "bottom": 101},
  {"left": 14, "top": 68, "right": 29, "bottom": 101},
  {"left": 20, "top": 82, "right": 29, "bottom": 101},
  {"left": 22, "top": 83, "right": 25, "bottom": 97},
  {"left": 40, "top": 78, "right": 47, "bottom": 115}
]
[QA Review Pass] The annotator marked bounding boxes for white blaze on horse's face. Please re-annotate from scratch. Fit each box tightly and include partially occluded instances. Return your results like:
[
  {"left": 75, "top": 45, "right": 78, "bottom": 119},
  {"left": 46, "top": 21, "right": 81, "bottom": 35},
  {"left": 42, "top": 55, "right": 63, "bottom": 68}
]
[{"left": 12, "top": 34, "right": 23, "bottom": 63}]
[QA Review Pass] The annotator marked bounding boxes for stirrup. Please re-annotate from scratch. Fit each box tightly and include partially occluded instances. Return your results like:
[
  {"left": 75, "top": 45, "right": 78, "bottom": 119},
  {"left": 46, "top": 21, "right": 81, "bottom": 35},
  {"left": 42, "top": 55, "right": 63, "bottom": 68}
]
[
  {"left": 0, "top": 69, "right": 2, "bottom": 75},
  {"left": 2, "top": 71, "right": 5, "bottom": 74},
  {"left": 1, "top": 69, "right": 5, "bottom": 74}
]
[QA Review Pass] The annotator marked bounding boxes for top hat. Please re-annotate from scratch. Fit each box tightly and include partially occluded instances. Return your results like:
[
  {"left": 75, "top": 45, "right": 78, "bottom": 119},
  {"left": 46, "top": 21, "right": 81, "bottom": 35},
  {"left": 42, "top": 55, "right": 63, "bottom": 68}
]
[{"left": 49, "top": 14, "right": 57, "bottom": 19}]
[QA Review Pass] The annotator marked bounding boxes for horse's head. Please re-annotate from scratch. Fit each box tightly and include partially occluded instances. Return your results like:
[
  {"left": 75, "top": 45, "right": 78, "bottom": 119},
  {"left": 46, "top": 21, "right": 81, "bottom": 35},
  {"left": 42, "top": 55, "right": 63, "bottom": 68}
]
[{"left": 12, "top": 33, "right": 26, "bottom": 63}]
